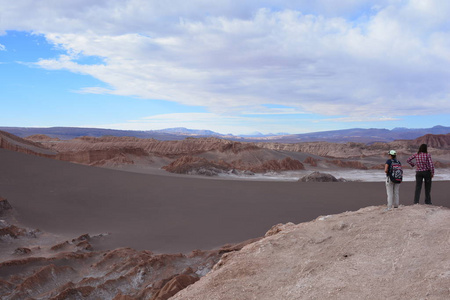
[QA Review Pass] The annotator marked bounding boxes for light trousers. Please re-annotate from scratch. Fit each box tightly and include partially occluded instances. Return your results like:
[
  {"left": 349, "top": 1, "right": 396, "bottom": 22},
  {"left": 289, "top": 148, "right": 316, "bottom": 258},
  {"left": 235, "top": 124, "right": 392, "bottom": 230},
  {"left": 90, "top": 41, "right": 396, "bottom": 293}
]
[{"left": 385, "top": 178, "right": 400, "bottom": 208}]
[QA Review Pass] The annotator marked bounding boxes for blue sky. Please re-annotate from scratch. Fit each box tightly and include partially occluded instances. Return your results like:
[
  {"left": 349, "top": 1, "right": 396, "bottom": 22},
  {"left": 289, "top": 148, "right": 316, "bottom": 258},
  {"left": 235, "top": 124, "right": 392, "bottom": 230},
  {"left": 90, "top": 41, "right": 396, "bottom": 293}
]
[{"left": 1, "top": 1, "right": 449, "bottom": 135}]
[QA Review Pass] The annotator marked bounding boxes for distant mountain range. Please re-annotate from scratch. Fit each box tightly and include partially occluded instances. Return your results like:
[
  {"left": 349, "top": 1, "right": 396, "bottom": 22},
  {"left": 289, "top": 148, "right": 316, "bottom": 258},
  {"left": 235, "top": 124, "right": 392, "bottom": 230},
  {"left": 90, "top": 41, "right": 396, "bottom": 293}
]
[
  {"left": 265, "top": 126, "right": 450, "bottom": 143},
  {"left": 0, "top": 125, "right": 449, "bottom": 143}
]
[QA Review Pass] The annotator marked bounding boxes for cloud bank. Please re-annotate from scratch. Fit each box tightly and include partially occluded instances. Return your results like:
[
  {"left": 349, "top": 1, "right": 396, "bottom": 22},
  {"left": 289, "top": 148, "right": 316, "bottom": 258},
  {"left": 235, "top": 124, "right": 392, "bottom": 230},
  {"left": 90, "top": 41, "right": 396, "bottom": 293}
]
[{"left": 1, "top": 0, "right": 450, "bottom": 122}]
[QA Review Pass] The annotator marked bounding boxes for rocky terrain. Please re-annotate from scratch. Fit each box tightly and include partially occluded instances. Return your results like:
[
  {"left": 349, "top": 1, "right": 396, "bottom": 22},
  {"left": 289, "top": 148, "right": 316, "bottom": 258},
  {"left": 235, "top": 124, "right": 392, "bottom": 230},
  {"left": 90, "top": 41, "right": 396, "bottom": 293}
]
[
  {"left": 0, "top": 131, "right": 446, "bottom": 177},
  {"left": 172, "top": 205, "right": 450, "bottom": 300},
  {"left": 3, "top": 197, "right": 449, "bottom": 299},
  {"left": 0, "top": 197, "right": 258, "bottom": 300},
  {"left": 1, "top": 130, "right": 449, "bottom": 299},
  {"left": 0, "top": 131, "right": 56, "bottom": 157}
]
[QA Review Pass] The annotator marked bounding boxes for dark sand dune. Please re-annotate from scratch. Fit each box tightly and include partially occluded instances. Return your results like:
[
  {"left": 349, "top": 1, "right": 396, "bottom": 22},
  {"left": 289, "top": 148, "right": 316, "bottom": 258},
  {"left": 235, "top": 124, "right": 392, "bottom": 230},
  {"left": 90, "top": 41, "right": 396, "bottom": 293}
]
[{"left": 0, "top": 149, "right": 448, "bottom": 253}]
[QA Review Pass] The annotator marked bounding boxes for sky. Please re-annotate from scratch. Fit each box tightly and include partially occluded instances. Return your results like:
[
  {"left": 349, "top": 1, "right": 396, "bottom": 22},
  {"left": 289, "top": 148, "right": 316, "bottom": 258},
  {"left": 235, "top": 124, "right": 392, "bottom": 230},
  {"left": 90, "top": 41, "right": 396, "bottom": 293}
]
[{"left": 1, "top": 0, "right": 449, "bottom": 135}]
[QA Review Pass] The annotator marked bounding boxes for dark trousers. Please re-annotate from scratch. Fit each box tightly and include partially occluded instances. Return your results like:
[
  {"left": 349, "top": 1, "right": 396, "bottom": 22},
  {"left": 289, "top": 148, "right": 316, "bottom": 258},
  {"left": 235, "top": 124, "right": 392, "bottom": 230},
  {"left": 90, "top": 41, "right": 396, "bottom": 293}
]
[{"left": 414, "top": 171, "right": 432, "bottom": 204}]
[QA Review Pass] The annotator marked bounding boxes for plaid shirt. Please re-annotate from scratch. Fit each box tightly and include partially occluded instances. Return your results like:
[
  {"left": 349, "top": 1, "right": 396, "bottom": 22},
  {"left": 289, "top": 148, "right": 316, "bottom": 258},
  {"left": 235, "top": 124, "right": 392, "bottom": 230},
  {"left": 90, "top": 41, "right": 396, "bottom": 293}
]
[{"left": 407, "top": 153, "right": 435, "bottom": 175}]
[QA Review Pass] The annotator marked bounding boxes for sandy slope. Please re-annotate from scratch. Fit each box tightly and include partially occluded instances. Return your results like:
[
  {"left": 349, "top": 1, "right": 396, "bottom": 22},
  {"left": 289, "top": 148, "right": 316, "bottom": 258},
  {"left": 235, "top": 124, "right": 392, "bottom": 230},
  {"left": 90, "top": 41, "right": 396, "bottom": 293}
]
[
  {"left": 1, "top": 149, "right": 449, "bottom": 254},
  {"left": 1, "top": 147, "right": 450, "bottom": 299},
  {"left": 171, "top": 205, "right": 450, "bottom": 300}
]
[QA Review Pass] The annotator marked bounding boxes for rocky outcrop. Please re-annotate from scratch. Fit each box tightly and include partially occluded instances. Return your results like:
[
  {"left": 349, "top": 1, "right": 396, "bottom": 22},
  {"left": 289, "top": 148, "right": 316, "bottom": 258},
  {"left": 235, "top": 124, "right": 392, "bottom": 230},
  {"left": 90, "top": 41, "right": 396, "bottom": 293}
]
[
  {"left": 327, "top": 159, "right": 368, "bottom": 170},
  {"left": 0, "top": 220, "right": 40, "bottom": 240},
  {"left": 162, "top": 156, "right": 230, "bottom": 176},
  {"left": 10, "top": 131, "right": 450, "bottom": 173},
  {"left": 29, "top": 136, "right": 259, "bottom": 157},
  {"left": 247, "top": 157, "right": 304, "bottom": 173},
  {"left": 0, "top": 197, "right": 12, "bottom": 215},
  {"left": 25, "top": 134, "right": 60, "bottom": 142},
  {"left": 150, "top": 274, "right": 199, "bottom": 300},
  {"left": 259, "top": 134, "right": 450, "bottom": 159},
  {"left": 303, "top": 156, "right": 319, "bottom": 167},
  {"left": 258, "top": 141, "right": 381, "bottom": 158},
  {"left": 55, "top": 148, "right": 148, "bottom": 166},
  {"left": 0, "top": 130, "right": 56, "bottom": 156},
  {"left": 0, "top": 222, "right": 260, "bottom": 300},
  {"left": 162, "top": 156, "right": 304, "bottom": 175},
  {"left": 298, "top": 172, "right": 342, "bottom": 182},
  {"left": 171, "top": 205, "right": 450, "bottom": 300},
  {"left": 413, "top": 133, "right": 450, "bottom": 149},
  {"left": 370, "top": 164, "right": 386, "bottom": 170}
]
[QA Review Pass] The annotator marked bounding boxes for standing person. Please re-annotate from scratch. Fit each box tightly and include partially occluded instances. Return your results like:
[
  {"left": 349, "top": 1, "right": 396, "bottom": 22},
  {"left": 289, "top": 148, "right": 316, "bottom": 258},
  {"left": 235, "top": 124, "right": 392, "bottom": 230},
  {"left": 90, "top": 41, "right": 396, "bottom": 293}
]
[
  {"left": 407, "top": 144, "right": 435, "bottom": 205},
  {"left": 385, "top": 150, "right": 401, "bottom": 210}
]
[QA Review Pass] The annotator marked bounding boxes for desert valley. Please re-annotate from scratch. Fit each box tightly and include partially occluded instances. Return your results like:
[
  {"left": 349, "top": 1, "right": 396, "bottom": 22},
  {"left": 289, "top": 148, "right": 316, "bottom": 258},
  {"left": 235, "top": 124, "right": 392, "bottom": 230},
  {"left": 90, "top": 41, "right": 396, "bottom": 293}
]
[{"left": 0, "top": 128, "right": 449, "bottom": 299}]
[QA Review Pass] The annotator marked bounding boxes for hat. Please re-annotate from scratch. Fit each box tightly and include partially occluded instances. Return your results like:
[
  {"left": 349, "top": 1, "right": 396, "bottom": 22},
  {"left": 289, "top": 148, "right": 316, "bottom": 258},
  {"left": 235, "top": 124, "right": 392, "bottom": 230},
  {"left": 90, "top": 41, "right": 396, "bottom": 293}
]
[{"left": 388, "top": 150, "right": 397, "bottom": 155}]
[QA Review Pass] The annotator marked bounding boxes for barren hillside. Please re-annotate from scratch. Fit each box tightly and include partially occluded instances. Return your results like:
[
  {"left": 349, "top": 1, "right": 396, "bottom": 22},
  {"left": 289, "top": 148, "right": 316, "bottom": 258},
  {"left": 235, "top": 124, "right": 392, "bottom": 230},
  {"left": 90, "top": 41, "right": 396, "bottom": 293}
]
[
  {"left": 172, "top": 205, "right": 450, "bottom": 300},
  {"left": 1, "top": 131, "right": 449, "bottom": 176}
]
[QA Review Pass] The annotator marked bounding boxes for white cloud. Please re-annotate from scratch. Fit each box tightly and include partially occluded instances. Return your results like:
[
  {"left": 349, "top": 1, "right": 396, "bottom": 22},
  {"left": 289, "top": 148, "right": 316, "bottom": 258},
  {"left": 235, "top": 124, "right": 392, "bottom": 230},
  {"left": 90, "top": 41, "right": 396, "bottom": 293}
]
[
  {"left": 319, "top": 116, "right": 400, "bottom": 123},
  {"left": 0, "top": 43, "right": 5, "bottom": 51},
  {"left": 2, "top": 0, "right": 450, "bottom": 120}
]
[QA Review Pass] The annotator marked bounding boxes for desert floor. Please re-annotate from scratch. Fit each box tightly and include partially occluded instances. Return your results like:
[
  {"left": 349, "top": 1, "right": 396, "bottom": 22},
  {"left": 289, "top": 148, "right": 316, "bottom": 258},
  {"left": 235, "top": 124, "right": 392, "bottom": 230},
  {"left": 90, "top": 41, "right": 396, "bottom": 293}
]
[{"left": 1, "top": 149, "right": 449, "bottom": 253}]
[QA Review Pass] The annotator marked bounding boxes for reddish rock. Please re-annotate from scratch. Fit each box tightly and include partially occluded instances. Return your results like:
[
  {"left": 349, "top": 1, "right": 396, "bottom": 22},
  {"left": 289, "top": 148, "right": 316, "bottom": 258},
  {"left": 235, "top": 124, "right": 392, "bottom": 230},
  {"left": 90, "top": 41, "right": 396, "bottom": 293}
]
[
  {"left": 25, "top": 134, "right": 60, "bottom": 142},
  {"left": 0, "top": 279, "right": 14, "bottom": 296},
  {"left": 51, "top": 285, "right": 95, "bottom": 300},
  {"left": 164, "top": 156, "right": 304, "bottom": 174},
  {"left": 303, "top": 156, "right": 319, "bottom": 167},
  {"left": 13, "top": 264, "right": 76, "bottom": 298},
  {"left": 413, "top": 133, "right": 450, "bottom": 149},
  {"left": 113, "top": 293, "right": 138, "bottom": 300},
  {"left": 151, "top": 274, "right": 199, "bottom": 300},
  {"left": 56, "top": 148, "right": 146, "bottom": 166},
  {"left": 76, "top": 240, "right": 94, "bottom": 251},
  {"left": 0, "top": 130, "right": 56, "bottom": 156},
  {"left": 14, "top": 248, "right": 32, "bottom": 255},
  {"left": 5, "top": 130, "right": 450, "bottom": 178},
  {"left": 51, "top": 241, "right": 70, "bottom": 251},
  {"left": 162, "top": 156, "right": 229, "bottom": 175},
  {"left": 328, "top": 159, "right": 368, "bottom": 170},
  {"left": 0, "top": 217, "right": 261, "bottom": 300},
  {"left": 0, "top": 224, "right": 26, "bottom": 238},
  {"left": 370, "top": 164, "right": 386, "bottom": 170},
  {"left": 249, "top": 157, "right": 305, "bottom": 172},
  {"left": 72, "top": 233, "right": 90, "bottom": 242}
]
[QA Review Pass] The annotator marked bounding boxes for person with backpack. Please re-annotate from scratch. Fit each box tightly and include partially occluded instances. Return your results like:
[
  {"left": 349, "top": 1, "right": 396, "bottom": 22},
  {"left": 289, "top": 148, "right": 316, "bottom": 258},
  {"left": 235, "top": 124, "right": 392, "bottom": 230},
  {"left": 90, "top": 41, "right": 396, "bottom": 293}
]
[
  {"left": 406, "top": 144, "right": 435, "bottom": 205},
  {"left": 385, "top": 150, "right": 402, "bottom": 210}
]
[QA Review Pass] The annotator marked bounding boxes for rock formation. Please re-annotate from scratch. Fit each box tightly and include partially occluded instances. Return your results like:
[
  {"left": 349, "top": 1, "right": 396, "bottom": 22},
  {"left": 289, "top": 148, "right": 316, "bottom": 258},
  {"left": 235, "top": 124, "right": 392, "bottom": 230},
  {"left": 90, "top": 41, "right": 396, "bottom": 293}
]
[
  {"left": 162, "top": 156, "right": 304, "bottom": 175},
  {"left": 298, "top": 172, "right": 342, "bottom": 182},
  {"left": 248, "top": 157, "right": 305, "bottom": 173},
  {"left": 0, "top": 197, "right": 12, "bottom": 215},
  {"left": 413, "top": 133, "right": 450, "bottom": 149},
  {"left": 25, "top": 134, "right": 61, "bottom": 142},
  {"left": 171, "top": 205, "right": 450, "bottom": 300},
  {"left": 327, "top": 159, "right": 368, "bottom": 170},
  {"left": 303, "top": 156, "right": 319, "bottom": 167},
  {"left": 0, "top": 220, "right": 259, "bottom": 299},
  {"left": 1, "top": 131, "right": 447, "bottom": 175},
  {"left": 162, "top": 156, "right": 230, "bottom": 176},
  {"left": 0, "top": 131, "right": 56, "bottom": 157}
]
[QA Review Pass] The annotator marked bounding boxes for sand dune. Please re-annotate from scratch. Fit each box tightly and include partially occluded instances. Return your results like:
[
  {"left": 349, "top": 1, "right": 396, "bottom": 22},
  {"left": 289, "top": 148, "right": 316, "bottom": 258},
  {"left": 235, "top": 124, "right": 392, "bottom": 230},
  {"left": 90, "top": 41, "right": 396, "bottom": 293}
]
[
  {"left": 1, "top": 148, "right": 449, "bottom": 299},
  {"left": 1, "top": 149, "right": 449, "bottom": 254}
]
